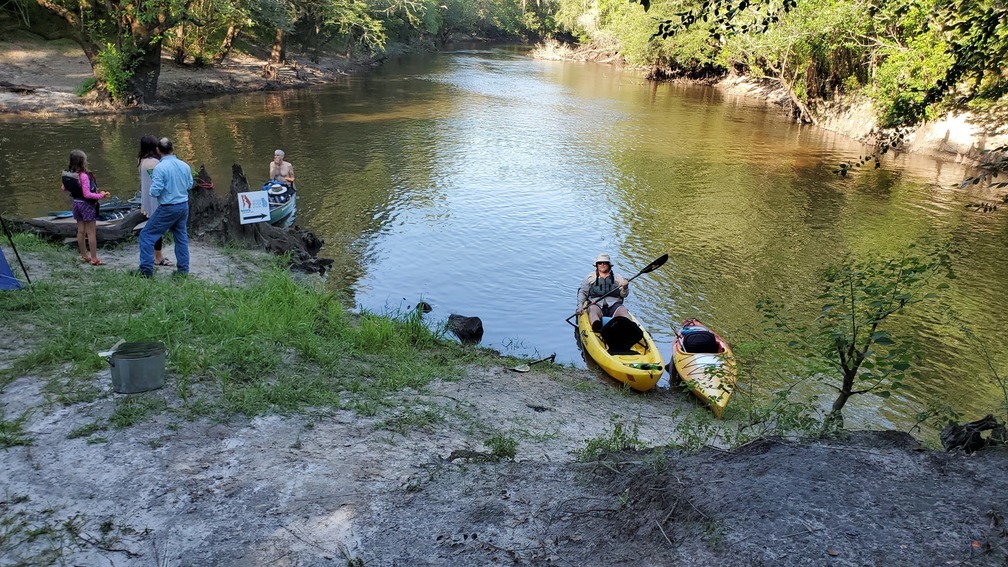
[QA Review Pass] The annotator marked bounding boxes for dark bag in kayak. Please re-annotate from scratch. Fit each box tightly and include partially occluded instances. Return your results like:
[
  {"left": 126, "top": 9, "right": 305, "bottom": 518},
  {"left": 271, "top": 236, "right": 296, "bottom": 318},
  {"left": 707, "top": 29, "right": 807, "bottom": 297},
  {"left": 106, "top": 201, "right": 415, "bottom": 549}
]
[
  {"left": 601, "top": 316, "right": 644, "bottom": 354},
  {"left": 683, "top": 330, "right": 720, "bottom": 354}
]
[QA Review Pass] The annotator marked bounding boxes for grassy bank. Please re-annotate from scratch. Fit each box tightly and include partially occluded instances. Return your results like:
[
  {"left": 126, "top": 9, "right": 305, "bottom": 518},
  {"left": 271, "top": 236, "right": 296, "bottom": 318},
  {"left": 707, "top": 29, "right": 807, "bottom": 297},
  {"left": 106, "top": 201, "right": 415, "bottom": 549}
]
[{"left": 0, "top": 233, "right": 509, "bottom": 441}]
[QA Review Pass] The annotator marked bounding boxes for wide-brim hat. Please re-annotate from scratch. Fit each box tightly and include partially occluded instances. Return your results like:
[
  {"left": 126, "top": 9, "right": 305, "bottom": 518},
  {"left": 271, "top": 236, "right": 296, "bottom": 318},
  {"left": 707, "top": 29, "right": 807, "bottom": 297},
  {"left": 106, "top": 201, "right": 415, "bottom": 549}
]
[{"left": 594, "top": 253, "right": 611, "bottom": 265}]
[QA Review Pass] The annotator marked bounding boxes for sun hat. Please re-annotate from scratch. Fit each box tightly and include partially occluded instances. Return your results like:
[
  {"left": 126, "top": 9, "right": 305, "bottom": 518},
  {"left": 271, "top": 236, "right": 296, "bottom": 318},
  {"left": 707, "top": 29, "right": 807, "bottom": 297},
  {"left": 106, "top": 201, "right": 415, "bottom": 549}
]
[{"left": 595, "top": 253, "right": 611, "bottom": 264}]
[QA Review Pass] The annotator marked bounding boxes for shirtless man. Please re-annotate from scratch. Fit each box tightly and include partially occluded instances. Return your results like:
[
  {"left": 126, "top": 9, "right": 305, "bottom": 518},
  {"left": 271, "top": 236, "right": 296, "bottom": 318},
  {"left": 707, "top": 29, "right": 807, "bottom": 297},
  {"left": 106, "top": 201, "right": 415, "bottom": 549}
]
[{"left": 269, "top": 149, "right": 295, "bottom": 184}]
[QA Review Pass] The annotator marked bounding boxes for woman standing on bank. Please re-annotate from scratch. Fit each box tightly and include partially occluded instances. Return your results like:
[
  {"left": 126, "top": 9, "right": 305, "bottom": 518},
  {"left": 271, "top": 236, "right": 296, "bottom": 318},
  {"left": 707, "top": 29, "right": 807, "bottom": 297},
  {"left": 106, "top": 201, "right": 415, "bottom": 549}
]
[{"left": 138, "top": 135, "right": 170, "bottom": 266}]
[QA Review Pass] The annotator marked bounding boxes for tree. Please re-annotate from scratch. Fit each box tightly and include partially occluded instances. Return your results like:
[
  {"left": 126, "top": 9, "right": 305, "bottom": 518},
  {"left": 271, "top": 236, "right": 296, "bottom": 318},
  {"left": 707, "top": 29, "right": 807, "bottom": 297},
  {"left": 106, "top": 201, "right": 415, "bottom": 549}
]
[
  {"left": 34, "top": 0, "right": 194, "bottom": 103},
  {"left": 718, "top": 0, "right": 867, "bottom": 123},
  {"left": 758, "top": 244, "right": 954, "bottom": 429},
  {"left": 165, "top": 0, "right": 250, "bottom": 65},
  {"left": 629, "top": 0, "right": 1008, "bottom": 126},
  {"left": 296, "top": 0, "right": 386, "bottom": 60}
]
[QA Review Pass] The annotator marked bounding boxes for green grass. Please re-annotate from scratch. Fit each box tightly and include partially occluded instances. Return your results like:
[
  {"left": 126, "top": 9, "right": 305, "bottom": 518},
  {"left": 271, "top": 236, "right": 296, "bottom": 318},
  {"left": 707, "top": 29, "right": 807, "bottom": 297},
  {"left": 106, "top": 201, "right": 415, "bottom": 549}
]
[
  {"left": 379, "top": 405, "right": 446, "bottom": 434},
  {"left": 0, "top": 501, "right": 138, "bottom": 566},
  {"left": 0, "top": 234, "right": 500, "bottom": 429},
  {"left": 0, "top": 409, "right": 33, "bottom": 448},
  {"left": 484, "top": 433, "right": 517, "bottom": 460},
  {"left": 575, "top": 415, "right": 646, "bottom": 461}
]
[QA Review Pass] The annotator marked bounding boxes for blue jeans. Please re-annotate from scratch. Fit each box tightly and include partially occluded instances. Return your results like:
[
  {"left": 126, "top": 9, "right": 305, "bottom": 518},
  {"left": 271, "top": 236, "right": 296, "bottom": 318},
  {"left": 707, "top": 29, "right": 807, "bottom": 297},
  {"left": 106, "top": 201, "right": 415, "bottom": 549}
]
[{"left": 139, "top": 202, "right": 189, "bottom": 275}]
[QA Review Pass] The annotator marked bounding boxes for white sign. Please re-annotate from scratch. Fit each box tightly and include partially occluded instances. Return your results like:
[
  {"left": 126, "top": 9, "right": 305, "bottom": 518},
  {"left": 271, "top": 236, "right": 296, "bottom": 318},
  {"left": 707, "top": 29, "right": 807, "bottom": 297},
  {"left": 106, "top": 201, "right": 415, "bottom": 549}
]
[{"left": 238, "top": 191, "right": 270, "bottom": 225}]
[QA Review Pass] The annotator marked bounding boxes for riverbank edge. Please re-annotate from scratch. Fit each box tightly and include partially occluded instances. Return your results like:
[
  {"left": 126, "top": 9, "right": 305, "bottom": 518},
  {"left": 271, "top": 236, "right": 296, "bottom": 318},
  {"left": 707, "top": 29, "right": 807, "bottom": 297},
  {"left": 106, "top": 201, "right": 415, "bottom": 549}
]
[
  {"left": 727, "top": 75, "right": 1008, "bottom": 167},
  {"left": 3, "top": 34, "right": 1005, "bottom": 170},
  {"left": 532, "top": 40, "right": 1008, "bottom": 168},
  {"left": 0, "top": 32, "right": 384, "bottom": 118}
]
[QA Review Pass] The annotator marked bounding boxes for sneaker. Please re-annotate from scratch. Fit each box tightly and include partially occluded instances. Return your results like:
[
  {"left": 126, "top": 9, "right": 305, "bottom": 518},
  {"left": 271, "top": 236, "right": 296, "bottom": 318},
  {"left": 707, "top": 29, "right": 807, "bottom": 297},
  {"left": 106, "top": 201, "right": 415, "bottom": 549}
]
[{"left": 134, "top": 269, "right": 152, "bottom": 278}]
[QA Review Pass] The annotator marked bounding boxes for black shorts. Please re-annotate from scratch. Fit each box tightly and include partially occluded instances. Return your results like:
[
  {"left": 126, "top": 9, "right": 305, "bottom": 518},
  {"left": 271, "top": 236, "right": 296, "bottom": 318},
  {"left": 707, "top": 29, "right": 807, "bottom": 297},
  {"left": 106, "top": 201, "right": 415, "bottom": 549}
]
[{"left": 598, "top": 301, "right": 623, "bottom": 318}]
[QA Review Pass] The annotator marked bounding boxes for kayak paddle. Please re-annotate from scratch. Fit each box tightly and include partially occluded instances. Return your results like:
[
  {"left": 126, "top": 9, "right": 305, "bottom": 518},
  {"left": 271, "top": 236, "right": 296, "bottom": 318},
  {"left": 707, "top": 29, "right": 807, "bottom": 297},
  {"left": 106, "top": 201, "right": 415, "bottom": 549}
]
[
  {"left": 510, "top": 353, "right": 556, "bottom": 372},
  {"left": 565, "top": 253, "right": 669, "bottom": 326}
]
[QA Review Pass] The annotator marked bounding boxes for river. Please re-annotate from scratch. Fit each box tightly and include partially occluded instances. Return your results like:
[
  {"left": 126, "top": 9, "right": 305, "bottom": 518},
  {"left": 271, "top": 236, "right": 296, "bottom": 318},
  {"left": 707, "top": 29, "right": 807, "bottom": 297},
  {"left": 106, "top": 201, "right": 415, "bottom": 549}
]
[{"left": 2, "top": 45, "right": 1006, "bottom": 434}]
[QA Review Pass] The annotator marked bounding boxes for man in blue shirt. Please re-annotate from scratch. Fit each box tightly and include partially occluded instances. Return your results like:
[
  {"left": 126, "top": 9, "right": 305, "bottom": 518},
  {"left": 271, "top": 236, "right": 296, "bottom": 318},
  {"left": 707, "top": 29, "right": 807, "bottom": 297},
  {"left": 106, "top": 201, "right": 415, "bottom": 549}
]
[{"left": 138, "top": 138, "right": 192, "bottom": 277}]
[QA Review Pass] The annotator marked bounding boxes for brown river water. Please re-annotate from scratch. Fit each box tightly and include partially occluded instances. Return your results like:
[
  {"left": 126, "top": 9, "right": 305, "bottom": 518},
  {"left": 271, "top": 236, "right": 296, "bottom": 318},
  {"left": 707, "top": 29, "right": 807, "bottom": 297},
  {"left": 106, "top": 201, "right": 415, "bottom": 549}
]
[{"left": 2, "top": 46, "right": 1006, "bottom": 433}]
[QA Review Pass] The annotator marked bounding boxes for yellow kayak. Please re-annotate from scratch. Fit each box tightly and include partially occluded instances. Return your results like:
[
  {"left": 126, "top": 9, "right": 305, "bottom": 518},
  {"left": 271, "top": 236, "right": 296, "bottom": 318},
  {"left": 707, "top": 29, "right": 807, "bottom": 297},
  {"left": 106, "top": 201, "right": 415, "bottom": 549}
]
[
  {"left": 577, "top": 310, "right": 665, "bottom": 392},
  {"left": 671, "top": 319, "right": 737, "bottom": 418}
]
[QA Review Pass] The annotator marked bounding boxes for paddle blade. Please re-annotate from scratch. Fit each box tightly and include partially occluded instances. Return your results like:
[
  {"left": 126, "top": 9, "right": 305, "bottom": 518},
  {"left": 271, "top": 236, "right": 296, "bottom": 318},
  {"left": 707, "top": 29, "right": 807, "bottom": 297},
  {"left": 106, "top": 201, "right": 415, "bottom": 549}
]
[{"left": 637, "top": 253, "right": 669, "bottom": 276}]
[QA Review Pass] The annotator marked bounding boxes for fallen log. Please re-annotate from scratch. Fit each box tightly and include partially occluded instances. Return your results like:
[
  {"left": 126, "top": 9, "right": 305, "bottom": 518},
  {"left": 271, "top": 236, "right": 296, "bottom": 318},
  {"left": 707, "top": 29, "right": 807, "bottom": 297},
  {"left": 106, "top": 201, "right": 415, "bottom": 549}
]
[
  {"left": 0, "top": 81, "right": 39, "bottom": 94},
  {"left": 941, "top": 414, "right": 1008, "bottom": 452},
  {"left": 12, "top": 209, "right": 147, "bottom": 244}
]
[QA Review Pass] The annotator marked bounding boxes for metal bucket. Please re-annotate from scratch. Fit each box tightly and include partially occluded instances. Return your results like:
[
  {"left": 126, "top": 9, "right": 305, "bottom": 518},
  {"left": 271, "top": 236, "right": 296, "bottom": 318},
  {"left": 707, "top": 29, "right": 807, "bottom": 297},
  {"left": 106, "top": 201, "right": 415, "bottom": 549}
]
[{"left": 108, "top": 342, "right": 167, "bottom": 394}]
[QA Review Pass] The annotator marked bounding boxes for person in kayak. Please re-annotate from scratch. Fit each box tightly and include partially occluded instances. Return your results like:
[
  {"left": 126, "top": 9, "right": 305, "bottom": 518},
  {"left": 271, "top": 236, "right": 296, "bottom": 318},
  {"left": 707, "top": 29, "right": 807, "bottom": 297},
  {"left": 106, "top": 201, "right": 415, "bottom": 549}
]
[
  {"left": 269, "top": 149, "right": 295, "bottom": 185},
  {"left": 576, "top": 252, "right": 630, "bottom": 331}
]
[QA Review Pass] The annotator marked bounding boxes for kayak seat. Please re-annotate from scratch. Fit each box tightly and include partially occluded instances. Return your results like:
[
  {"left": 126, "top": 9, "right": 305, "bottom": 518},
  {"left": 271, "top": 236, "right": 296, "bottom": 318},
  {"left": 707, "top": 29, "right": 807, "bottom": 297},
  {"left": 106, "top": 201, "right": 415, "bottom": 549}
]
[
  {"left": 682, "top": 331, "right": 720, "bottom": 354},
  {"left": 601, "top": 316, "right": 645, "bottom": 354}
]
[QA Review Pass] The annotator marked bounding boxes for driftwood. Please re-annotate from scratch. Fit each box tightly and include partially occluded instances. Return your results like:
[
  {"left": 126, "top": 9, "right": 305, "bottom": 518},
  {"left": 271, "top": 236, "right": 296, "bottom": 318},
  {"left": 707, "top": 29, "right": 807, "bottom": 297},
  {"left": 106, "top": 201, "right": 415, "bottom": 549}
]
[
  {"left": 0, "top": 81, "right": 40, "bottom": 94},
  {"left": 14, "top": 209, "right": 147, "bottom": 243},
  {"left": 11, "top": 163, "right": 332, "bottom": 275},
  {"left": 940, "top": 414, "right": 1008, "bottom": 453},
  {"left": 188, "top": 164, "right": 332, "bottom": 274}
]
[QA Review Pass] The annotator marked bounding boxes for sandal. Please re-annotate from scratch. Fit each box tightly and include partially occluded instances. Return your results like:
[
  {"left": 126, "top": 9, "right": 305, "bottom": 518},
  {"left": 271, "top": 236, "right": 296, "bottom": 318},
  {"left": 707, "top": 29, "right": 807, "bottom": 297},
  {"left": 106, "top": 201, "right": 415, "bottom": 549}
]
[
  {"left": 80, "top": 256, "right": 91, "bottom": 263},
  {"left": 156, "top": 258, "right": 174, "bottom": 266},
  {"left": 90, "top": 258, "right": 105, "bottom": 266}
]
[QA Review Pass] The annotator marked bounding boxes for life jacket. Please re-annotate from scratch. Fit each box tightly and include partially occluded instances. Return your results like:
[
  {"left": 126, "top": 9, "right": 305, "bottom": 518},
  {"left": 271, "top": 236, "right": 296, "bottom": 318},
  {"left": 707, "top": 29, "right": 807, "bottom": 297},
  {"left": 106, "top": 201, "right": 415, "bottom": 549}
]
[
  {"left": 589, "top": 272, "right": 619, "bottom": 300},
  {"left": 62, "top": 171, "right": 99, "bottom": 203}
]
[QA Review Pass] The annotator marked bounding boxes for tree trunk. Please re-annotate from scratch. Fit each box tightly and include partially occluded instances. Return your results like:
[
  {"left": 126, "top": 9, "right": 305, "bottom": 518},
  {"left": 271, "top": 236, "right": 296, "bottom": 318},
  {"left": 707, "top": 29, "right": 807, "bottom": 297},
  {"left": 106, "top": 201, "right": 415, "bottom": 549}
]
[
  {"left": 188, "top": 164, "right": 331, "bottom": 274},
  {"left": 824, "top": 370, "right": 856, "bottom": 431},
  {"left": 174, "top": 25, "right": 187, "bottom": 63},
  {"left": 312, "top": 19, "right": 321, "bottom": 63},
  {"left": 214, "top": 25, "right": 241, "bottom": 64},
  {"left": 128, "top": 39, "right": 163, "bottom": 104},
  {"left": 270, "top": 28, "right": 286, "bottom": 64}
]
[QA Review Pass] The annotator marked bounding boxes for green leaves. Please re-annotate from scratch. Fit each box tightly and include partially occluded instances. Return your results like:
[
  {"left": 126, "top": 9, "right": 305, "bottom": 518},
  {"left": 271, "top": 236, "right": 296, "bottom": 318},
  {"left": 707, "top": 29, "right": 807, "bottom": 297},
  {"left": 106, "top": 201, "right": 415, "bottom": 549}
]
[
  {"left": 95, "top": 43, "right": 141, "bottom": 103},
  {"left": 760, "top": 242, "right": 954, "bottom": 425}
]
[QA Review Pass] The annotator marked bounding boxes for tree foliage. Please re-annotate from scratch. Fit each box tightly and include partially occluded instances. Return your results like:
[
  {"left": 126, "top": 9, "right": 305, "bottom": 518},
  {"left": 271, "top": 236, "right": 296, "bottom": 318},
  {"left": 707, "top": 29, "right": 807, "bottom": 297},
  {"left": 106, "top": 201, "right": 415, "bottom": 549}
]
[
  {"left": 20, "top": 0, "right": 555, "bottom": 103},
  {"left": 757, "top": 244, "right": 954, "bottom": 429},
  {"left": 617, "top": 0, "right": 1008, "bottom": 127},
  {"left": 32, "top": 0, "right": 191, "bottom": 102}
]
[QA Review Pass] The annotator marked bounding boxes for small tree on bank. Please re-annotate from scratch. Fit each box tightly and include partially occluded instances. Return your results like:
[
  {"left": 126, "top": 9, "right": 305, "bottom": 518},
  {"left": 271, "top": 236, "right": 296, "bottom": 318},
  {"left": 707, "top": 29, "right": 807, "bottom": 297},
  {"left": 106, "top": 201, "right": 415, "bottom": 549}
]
[
  {"left": 758, "top": 244, "right": 954, "bottom": 430},
  {"left": 31, "top": 0, "right": 197, "bottom": 103}
]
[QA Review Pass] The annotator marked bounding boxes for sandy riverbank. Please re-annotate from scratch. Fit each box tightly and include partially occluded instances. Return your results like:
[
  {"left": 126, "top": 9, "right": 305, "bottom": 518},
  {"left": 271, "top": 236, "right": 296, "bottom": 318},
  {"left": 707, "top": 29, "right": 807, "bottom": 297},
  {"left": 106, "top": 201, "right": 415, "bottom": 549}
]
[
  {"left": 0, "top": 31, "right": 374, "bottom": 117},
  {"left": 1, "top": 240, "right": 1007, "bottom": 565}
]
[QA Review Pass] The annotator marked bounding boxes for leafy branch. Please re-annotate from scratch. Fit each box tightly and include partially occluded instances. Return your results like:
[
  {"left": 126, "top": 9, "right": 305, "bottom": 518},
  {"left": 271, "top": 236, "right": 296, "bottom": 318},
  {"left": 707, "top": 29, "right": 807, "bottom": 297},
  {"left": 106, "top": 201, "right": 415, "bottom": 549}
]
[{"left": 759, "top": 243, "right": 954, "bottom": 429}]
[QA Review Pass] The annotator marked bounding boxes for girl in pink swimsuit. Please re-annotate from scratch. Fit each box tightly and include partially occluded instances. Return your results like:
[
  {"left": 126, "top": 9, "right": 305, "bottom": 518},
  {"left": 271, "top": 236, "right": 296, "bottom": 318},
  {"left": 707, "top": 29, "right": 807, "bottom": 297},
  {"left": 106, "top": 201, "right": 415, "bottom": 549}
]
[{"left": 61, "top": 149, "right": 110, "bottom": 265}]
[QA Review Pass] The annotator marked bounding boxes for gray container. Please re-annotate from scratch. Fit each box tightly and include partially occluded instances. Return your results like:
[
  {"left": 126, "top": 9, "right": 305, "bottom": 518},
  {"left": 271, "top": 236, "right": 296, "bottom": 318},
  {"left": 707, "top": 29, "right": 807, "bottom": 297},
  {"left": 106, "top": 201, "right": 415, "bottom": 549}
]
[{"left": 108, "top": 342, "right": 167, "bottom": 393}]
